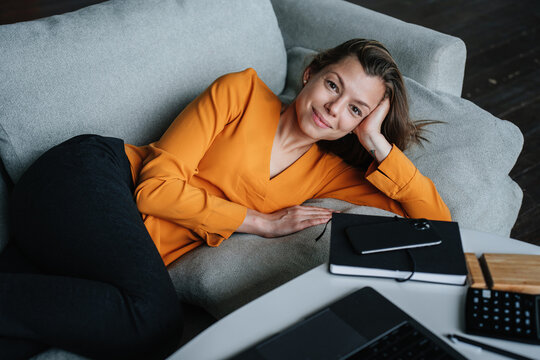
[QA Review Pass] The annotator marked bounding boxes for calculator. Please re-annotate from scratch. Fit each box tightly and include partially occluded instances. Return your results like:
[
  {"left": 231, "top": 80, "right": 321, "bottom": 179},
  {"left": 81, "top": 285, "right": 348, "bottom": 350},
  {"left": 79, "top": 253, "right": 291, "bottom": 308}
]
[{"left": 465, "top": 287, "right": 540, "bottom": 344}]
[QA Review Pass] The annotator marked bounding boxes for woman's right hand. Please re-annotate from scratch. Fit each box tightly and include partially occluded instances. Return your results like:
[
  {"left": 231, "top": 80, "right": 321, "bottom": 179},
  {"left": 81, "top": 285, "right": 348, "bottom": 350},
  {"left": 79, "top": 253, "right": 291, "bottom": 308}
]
[{"left": 237, "top": 205, "right": 337, "bottom": 238}]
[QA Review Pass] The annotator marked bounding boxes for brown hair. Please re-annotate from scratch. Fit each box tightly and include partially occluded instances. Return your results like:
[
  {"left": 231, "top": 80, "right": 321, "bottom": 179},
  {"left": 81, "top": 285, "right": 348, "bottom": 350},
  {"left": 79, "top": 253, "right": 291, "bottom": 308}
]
[{"left": 307, "top": 39, "right": 425, "bottom": 169}]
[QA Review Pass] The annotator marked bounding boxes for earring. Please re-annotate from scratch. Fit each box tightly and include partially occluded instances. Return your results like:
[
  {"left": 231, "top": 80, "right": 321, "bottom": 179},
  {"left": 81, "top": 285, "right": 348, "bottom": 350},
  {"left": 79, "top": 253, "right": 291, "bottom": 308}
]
[{"left": 303, "top": 80, "right": 307, "bottom": 84}]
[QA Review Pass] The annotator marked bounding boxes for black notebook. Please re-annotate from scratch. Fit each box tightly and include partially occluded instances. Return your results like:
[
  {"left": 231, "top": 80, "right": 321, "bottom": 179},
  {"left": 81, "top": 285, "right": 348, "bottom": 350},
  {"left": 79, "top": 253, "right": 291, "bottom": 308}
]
[{"left": 329, "top": 213, "right": 468, "bottom": 285}]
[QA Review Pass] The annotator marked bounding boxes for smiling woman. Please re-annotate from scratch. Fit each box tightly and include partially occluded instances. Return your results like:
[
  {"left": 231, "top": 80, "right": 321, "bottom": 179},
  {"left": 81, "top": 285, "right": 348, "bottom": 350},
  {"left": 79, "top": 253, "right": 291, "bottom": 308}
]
[
  {"left": 294, "top": 56, "right": 392, "bottom": 162},
  {"left": 309, "top": 39, "right": 419, "bottom": 169}
]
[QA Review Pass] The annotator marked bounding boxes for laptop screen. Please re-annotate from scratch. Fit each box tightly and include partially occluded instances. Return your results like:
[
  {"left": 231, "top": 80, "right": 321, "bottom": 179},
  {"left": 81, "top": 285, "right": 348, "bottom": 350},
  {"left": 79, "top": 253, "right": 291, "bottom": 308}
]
[{"left": 256, "top": 308, "right": 367, "bottom": 359}]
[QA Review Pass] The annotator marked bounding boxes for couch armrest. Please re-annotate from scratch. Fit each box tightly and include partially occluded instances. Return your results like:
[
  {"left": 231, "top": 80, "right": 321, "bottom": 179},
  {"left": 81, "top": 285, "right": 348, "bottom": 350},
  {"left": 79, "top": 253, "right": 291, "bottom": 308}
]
[{"left": 270, "top": 0, "right": 466, "bottom": 96}]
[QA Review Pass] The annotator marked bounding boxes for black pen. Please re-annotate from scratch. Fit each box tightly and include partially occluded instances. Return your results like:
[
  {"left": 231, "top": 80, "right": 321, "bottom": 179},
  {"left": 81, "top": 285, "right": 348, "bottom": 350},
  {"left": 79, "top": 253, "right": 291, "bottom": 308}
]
[{"left": 446, "top": 334, "right": 534, "bottom": 360}]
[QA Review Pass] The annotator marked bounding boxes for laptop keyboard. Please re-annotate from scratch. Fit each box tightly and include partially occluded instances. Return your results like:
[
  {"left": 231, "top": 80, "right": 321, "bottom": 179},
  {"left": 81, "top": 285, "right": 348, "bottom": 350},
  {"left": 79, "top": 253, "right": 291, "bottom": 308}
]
[{"left": 346, "top": 322, "right": 455, "bottom": 360}]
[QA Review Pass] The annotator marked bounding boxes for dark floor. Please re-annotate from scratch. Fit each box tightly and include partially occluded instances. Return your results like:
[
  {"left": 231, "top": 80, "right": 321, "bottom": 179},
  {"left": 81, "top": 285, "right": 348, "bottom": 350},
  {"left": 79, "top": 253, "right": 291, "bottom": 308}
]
[{"left": 347, "top": 0, "right": 540, "bottom": 246}]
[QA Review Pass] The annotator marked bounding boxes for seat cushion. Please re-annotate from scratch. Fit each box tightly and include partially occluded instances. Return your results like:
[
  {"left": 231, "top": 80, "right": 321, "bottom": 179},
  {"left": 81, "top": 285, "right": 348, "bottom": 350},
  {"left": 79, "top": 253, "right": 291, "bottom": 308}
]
[
  {"left": 0, "top": 0, "right": 286, "bottom": 182},
  {"left": 168, "top": 199, "right": 397, "bottom": 318}
]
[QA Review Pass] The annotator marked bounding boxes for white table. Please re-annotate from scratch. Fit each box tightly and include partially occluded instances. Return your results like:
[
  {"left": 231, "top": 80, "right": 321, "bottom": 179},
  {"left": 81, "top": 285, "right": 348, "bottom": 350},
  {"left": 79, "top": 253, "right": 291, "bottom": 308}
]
[{"left": 171, "top": 228, "right": 540, "bottom": 359}]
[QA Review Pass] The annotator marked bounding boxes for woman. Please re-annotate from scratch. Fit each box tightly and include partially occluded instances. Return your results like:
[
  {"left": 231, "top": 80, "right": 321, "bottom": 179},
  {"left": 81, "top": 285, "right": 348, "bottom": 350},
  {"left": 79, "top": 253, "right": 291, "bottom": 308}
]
[{"left": 1, "top": 39, "right": 450, "bottom": 359}]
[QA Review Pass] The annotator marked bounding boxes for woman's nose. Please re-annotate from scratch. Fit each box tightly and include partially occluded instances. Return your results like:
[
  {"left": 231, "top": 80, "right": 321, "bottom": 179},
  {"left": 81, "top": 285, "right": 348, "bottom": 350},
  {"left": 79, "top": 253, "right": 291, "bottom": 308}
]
[{"left": 325, "top": 98, "right": 343, "bottom": 117}]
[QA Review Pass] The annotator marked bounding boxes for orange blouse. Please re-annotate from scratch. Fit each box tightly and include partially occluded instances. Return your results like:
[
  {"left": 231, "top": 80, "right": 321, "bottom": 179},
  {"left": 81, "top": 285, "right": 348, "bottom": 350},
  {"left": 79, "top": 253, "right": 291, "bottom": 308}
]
[{"left": 125, "top": 68, "right": 451, "bottom": 266}]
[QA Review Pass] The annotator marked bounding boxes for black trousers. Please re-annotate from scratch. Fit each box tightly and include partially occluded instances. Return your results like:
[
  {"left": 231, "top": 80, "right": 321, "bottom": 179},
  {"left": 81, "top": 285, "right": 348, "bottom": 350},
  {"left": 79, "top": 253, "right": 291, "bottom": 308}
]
[{"left": 0, "top": 135, "right": 183, "bottom": 359}]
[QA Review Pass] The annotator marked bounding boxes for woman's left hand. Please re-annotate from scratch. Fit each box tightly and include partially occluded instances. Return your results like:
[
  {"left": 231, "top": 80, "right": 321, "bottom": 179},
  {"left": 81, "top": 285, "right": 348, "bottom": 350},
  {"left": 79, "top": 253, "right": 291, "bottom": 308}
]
[{"left": 352, "top": 97, "right": 392, "bottom": 163}]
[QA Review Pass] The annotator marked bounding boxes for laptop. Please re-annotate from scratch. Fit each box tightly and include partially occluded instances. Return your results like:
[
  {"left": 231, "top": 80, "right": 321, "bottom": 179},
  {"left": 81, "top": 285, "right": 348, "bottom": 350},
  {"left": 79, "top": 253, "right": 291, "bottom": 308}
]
[{"left": 232, "top": 287, "right": 465, "bottom": 360}]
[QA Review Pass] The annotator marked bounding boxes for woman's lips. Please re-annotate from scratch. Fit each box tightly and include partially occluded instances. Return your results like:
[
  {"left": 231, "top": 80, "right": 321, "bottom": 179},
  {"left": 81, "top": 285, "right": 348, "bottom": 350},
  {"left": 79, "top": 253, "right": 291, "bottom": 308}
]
[{"left": 312, "top": 108, "right": 332, "bottom": 129}]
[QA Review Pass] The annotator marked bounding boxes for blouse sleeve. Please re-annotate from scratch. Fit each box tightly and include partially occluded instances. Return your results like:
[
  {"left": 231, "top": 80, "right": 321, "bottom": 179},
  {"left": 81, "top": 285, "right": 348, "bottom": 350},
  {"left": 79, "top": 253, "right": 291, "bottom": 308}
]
[
  {"left": 313, "top": 145, "right": 451, "bottom": 221},
  {"left": 134, "top": 70, "right": 256, "bottom": 245}
]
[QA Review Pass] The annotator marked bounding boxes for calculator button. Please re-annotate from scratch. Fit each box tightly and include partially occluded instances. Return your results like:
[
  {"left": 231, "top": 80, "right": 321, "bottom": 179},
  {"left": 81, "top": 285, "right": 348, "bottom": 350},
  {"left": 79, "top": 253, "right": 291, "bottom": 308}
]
[
  {"left": 493, "top": 315, "right": 500, "bottom": 321},
  {"left": 482, "top": 290, "right": 491, "bottom": 298},
  {"left": 515, "top": 301, "right": 521, "bottom": 309},
  {"left": 473, "top": 297, "right": 479, "bottom": 304},
  {"left": 493, "top": 308, "right": 500, "bottom": 313},
  {"left": 524, "top": 310, "right": 531, "bottom": 317}
]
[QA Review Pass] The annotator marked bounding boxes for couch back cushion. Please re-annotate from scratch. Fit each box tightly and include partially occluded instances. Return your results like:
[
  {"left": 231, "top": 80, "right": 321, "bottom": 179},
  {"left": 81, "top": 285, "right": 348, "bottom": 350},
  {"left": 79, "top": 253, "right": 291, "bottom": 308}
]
[{"left": 0, "top": 0, "right": 286, "bottom": 182}]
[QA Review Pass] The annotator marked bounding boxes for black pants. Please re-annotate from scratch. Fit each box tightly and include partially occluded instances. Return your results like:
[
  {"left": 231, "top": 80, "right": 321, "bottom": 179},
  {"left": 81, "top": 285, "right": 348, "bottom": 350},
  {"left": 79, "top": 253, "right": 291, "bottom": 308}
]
[{"left": 0, "top": 135, "right": 183, "bottom": 359}]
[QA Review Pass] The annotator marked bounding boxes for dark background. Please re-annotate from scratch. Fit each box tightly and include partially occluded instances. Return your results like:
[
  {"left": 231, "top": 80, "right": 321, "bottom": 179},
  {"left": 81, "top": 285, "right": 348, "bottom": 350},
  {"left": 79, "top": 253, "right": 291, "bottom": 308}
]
[{"left": 1, "top": 0, "right": 538, "bottom": 245}]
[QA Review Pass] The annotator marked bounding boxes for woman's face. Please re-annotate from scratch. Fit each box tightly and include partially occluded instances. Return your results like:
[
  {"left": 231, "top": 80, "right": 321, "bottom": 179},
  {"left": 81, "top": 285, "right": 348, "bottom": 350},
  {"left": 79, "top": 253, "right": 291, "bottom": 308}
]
[{"left": 295, "top": 56, "right": 386, "bottom": 141}]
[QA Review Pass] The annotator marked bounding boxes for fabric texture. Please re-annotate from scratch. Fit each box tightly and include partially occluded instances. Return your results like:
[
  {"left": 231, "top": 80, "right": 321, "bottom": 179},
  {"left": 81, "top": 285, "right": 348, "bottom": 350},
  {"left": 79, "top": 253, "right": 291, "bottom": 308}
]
[
  {"left": 0, "top": 0, "right": 286, "bottom": 183},
  {"left": 2, "top": 135, "right": 182, "bottom": 359},
  {"left": 169, "top": 200, "right": 397, "bottom": 318},
  {"left": 126, "top": 68, "right": 450, "bottom": 266}
]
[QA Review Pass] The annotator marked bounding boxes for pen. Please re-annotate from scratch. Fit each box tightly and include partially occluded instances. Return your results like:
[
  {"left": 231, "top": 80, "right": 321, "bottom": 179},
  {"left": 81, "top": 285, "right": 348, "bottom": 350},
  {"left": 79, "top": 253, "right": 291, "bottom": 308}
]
[{"left": 446, "top": 334, "right": 534, "bottom": 360}]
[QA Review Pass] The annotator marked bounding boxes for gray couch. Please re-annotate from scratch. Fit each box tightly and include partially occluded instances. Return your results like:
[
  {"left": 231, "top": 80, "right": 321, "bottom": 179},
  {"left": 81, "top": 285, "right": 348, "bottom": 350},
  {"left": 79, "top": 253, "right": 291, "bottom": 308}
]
[{"left": 0, "top": 0, "right": 523, "bottom": 358}]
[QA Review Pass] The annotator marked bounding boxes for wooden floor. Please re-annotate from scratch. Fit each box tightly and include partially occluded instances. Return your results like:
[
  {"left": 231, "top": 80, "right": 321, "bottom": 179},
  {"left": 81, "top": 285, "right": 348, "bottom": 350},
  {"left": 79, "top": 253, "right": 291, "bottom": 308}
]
[{"left": 348, "top": 0, "right": 540, "bottom": 246}]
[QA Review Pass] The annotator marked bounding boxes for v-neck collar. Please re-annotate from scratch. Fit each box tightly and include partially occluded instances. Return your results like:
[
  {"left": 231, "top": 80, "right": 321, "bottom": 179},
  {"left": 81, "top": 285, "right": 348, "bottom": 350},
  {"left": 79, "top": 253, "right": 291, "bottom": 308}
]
[
  {"left": 268, "top": 143, "right": 316, "bottom": 181},
  {"left": 267, "top": 110, "right": 317, "bottom": 182}
]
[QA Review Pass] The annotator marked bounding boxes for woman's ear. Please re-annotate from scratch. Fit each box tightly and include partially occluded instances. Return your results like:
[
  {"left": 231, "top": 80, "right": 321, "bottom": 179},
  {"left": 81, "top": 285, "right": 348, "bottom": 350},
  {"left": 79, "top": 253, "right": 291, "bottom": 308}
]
[{"left": 302, "top": 67, "right": 312, "bottom": 86}]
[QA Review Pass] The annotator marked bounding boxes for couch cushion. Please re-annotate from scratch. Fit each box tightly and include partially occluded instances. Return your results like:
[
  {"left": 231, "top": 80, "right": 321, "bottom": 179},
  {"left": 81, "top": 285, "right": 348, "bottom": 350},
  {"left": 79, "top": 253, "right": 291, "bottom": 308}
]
[
  {"left": 403, "top": 78, "right": 523, "bottom": 237},
  {"left": 0, "top": 0, "right": 286, "bottom": 182},
  {"left": 168, "top": 199, "right": 396, "bottom": 318}
]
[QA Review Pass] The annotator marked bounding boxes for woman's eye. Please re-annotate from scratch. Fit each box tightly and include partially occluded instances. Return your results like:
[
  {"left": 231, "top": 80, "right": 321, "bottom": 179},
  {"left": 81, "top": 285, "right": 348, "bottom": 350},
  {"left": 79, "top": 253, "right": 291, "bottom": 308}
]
[
  {"left": 351, "top": 105, "right": 362, "bottom": 117},
  {"left": 326, "top": 80, "right": 338, "bottom": 91}
]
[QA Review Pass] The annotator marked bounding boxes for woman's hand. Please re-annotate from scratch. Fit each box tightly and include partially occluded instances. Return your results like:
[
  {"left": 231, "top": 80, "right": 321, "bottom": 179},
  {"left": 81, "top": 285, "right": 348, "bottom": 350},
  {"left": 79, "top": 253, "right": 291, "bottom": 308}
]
[
  {"left": 238, "top": 205, "right": 337, "bottom": 238},
  {"left": 352, "top": 97, "right": 392, "bottom": 163},
  {"left": 353, "top": 97, "right": 390, "bottom": 139}
]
